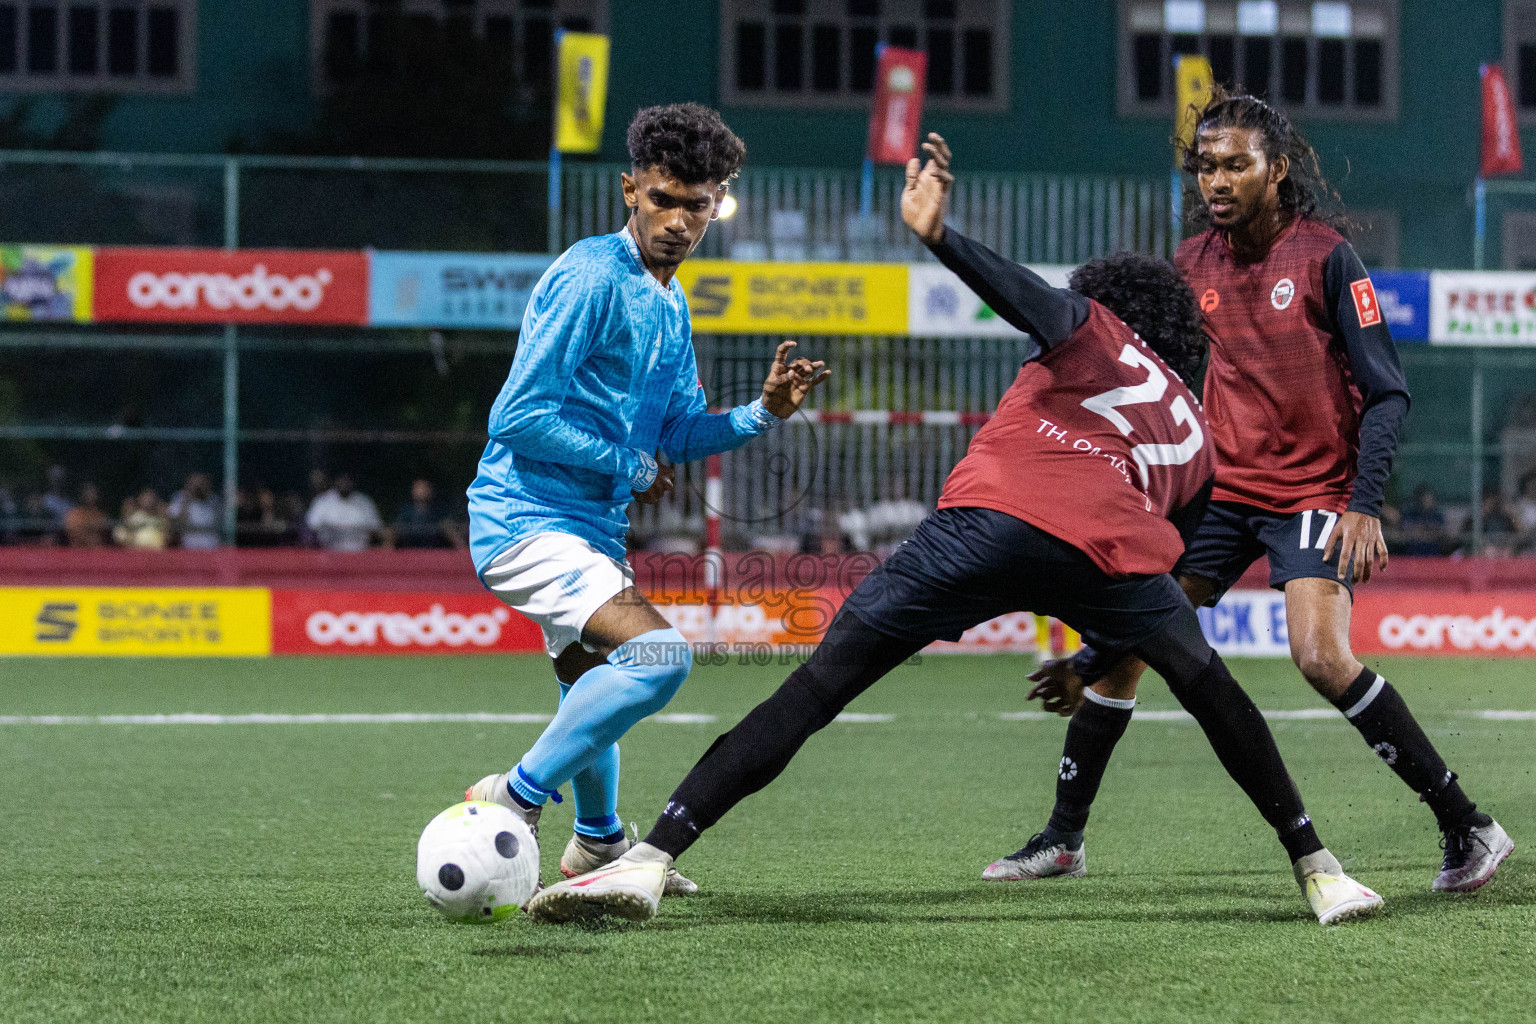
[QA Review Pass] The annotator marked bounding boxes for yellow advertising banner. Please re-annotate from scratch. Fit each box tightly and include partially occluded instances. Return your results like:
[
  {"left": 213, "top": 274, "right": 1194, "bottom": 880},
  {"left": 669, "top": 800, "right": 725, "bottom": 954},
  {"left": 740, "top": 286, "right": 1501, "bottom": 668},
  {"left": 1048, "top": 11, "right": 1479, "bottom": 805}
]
[
  {"left": 1, "top": 245, "right": 93, "bottom": 321},
  {"left": 1174, "top": 55, "right": 1214, "bottom": 150},
  {"left": 0, "top": 588, "right": 271, "bottom": 656},
  {"left": 674, "top": 260, "right": 909, "bottom": 335},
  {"left": 555, "top": 32, "right": 610, "bottom": 154}
]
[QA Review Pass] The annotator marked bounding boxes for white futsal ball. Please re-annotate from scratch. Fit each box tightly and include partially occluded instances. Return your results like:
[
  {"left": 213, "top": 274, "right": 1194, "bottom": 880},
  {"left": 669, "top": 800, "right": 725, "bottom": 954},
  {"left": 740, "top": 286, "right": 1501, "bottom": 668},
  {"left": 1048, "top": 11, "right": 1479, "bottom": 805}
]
[{"left": 416, "top": 800, "right": 539, "bottom": 923}]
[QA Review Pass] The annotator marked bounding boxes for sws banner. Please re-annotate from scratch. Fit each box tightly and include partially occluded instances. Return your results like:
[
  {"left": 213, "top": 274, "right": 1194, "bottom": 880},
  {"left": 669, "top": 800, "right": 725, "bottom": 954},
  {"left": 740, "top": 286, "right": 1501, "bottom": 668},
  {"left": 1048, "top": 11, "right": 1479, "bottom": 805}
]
[
  {"left": 0, "top": 587, "right": 270, "bottom": 656},
  {"left": 94, "top": 247, "right": 369, "bottom": 325},
  {"left": 368, "top": 252, "right": 554, "bottom": 329}
]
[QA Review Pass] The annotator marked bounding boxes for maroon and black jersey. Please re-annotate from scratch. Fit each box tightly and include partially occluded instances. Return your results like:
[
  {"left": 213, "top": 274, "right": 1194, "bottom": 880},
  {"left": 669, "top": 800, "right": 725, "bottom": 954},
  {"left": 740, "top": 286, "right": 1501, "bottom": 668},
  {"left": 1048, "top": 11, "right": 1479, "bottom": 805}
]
[
  {"left": 926, "top": 228, "right": 1214, "bottom": 579},
  {"left": 1175, "top": 218, "right": 1409, "bottom": 517},
  {"left": 938, "top": 302, "right": 1213, "bottom": 577}
]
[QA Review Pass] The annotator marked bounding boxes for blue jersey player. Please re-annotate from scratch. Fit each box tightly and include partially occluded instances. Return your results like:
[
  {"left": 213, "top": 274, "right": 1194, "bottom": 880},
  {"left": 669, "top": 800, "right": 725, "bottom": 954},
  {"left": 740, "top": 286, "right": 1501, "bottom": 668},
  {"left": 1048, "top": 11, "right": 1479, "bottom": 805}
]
[{"left": 464, "top": 104, "right": 827, "bottom": 895}]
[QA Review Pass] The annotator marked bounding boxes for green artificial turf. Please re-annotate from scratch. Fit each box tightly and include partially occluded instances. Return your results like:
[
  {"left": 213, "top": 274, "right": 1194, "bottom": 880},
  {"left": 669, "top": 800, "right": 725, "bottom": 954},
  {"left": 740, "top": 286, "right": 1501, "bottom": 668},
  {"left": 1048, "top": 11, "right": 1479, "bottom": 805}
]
[{"left": 0, "top": 653, "right": 1530, "bottom": 1023}]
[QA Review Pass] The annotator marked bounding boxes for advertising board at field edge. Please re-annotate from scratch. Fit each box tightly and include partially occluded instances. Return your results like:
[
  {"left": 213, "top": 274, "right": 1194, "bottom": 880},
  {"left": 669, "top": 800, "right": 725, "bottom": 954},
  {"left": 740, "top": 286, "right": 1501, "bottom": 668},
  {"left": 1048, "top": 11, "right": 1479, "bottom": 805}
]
[
  {"left": 674, "top": 259, "right": 909, "bottom": 335},
  {"left": 0, "top": 587, "right": 270, "bottom": 656},
  {"left": 1, "top": 245, "right": 93, "bottom": 322},
  {"left": 1429, "top": 271, "right": 1536, "bottom": 345},
  {"left": 271, "top": 590, "right": 544, "bottom": 655},
  {"left": 908, "top": 263, "right": 1071, "bottom": 339},
  {"left": 93, "top": 247, "right": 369, "bottom": 325},
  {"left": 367, "top": 251, "right": 553, "bottom": 329},
  {"left": 1353, "top": 591, "right": 1536, "bottom": 657},
  {"left": 1370, "top": 270, "right": 1429, "bottom": 342}
]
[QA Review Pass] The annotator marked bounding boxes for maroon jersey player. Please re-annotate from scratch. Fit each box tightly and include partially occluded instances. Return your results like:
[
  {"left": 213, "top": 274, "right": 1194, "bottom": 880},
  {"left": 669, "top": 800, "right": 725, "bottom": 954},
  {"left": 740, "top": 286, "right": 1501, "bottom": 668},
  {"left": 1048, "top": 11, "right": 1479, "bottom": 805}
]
[
  {"left": 1012, "top": 92, "right": 1511, "bottom": 895},
  {"left": 525, "top": 133, "right": 1381, "bottom": 928}
]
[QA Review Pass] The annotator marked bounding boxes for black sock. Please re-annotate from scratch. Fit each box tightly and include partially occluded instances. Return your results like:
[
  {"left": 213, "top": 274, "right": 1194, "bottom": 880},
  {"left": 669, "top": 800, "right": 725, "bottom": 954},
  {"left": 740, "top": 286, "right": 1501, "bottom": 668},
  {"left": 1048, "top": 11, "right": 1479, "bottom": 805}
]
[
  {"left": 1162, "top": 652, "right": 1321, "bottom": 862},
  {"left": 1046, "top": 692, "right": 1135, "bottom": 837},
  {"left": 643, "top": 610, "right": 924, "bottom": 859},
  {"left": 1331, "top": 668, "right": 1491, "bottom": 831}
]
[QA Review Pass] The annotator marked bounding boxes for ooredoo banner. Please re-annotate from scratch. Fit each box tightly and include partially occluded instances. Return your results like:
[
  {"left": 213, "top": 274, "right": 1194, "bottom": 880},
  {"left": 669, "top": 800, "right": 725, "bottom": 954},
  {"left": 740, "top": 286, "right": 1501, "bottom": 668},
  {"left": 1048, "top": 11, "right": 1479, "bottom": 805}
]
[
  {"left": 1353, "top": 591, "right": 1536, "bottom": 658},
  {"left": 93, "top": 247, "right": 369, "bottom": 325},
  {"left": 271, "top": 590, "right": 543, "bottom": 655}
]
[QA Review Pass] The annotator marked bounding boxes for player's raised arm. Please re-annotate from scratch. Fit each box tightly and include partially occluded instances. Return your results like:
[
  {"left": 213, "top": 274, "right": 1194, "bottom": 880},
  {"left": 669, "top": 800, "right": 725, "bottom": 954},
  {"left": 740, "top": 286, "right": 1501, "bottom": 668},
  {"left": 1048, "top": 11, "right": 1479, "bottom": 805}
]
[
  {"left": 902, "top": 133, "right": 1088, "bottom": 347},
  {"left": 489, "top": 269, "right": 659, "bottom": 492},
  {"left": 657, "top": 339, "right": 827, "bottom": 463}
]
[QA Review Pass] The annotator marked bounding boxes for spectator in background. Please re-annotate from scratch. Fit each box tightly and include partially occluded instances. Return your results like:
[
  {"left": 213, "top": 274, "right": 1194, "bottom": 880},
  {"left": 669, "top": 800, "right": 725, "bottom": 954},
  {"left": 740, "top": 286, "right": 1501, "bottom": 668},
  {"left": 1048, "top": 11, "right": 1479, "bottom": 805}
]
[
  {"left": 168, "top": 473, "right": 222, "bottom": 549},
  {"left": 1399, "top": 483, "right": 1448, "bottom": 556},
  {"left": 1472, "top": 490, "right": 1520, "bottom": 558},
  {"left": 389, "top": 478, "right": 466, "bottom": 549},
  {"left": 41, "top": 464, "right": 73, "bottom": 528},
  {"left": 306, "top": 473, "right": 382, "bottom": 552},
  {"left": 63, "top": 483, "right": 110, "bottom": 548},
  {"left": 15, "top": 493, "right": 58, "bottom": 545},
  {"left": 114, "top": 488, "right": 169, "bottom": 549},
  {"left": 236, "top": 484, "right": 294, "bottom": 547},
  {"left": 281, "top": 491, "right": 315, "bottom": 547},
  {"left": 1516, "top": 470, "right": 1536, "bottom": 555},
  {"left": 0, "top": 482, "right": 16, "bottom": 543},
  {"left": 307, "top": 468, "right": 330, "bottom": 504}
]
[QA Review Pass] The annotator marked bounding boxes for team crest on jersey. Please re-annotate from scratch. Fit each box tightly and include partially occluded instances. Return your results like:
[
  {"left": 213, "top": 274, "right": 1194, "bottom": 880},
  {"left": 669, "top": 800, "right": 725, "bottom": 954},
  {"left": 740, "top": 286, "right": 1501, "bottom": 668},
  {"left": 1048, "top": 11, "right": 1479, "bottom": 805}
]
[
  {"left": 1270, "top": 278, "right": 1295, "bottom": 310},
  {"left": 1200, "top": 288, "right": 1220, "bottom": 313}
]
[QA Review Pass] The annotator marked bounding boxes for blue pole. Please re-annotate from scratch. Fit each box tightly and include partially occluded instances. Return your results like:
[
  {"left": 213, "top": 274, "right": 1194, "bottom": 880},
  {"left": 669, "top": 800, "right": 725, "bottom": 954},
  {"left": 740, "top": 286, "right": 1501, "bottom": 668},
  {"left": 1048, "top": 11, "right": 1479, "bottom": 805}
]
[
  {"left": 1474, "top": 176, "right": 1487, "bottom": 270},
  {"left": 860, "top": 157, "right": 875, "bottom": 218},
  {"left": 547, "top": 147, "right": 562, "bottom": 254},
  {"left": 1170, "top": 167, "right": 1182, "bottom": 251}
]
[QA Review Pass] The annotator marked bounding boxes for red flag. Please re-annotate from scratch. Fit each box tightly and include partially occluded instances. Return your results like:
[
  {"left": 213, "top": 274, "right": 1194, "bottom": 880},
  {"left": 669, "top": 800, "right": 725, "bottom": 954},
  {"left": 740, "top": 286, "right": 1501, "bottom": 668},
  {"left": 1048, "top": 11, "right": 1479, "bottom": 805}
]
[
  {"left": 867, "top": 46, "right": 927, "bottom": 165},
  {"left": 1481, "top": 63, "right": 1523, "bottom": 178}
]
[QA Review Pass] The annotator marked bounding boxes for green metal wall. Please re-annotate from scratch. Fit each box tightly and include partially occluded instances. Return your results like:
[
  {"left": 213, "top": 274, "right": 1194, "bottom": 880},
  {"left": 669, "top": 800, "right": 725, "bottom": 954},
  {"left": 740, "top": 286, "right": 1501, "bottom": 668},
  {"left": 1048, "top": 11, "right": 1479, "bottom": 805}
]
[{"left": 0, "top": 1, "right": 1531, "bottom": 267}]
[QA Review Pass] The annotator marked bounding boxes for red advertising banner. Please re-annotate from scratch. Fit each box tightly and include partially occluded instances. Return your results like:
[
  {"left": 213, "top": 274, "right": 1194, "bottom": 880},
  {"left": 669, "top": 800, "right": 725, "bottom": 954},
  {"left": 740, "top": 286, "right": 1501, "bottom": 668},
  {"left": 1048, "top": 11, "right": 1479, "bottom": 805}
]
[
  {"left": 1481, "top": 63, "right": 1523, "bottom": 179},
  {"left": 1353, "top": 590, "right": 1536, "bottom": 658},
  {"left": 94, "top": 247, "right": 369, "bottom": 325},
  {"left": 271, "top": 590, "right": 543, "bottom": 655},
  {"left": 867, "top": 46, "right": 927, "bottom": 165}
]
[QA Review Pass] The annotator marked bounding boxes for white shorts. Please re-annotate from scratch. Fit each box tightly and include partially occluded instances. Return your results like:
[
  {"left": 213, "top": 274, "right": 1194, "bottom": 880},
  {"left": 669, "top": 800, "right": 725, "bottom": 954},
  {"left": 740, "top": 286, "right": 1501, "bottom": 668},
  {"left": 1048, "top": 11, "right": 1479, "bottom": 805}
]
[{"left": 482, "top": 532, "right": 636, "bottom": 658}]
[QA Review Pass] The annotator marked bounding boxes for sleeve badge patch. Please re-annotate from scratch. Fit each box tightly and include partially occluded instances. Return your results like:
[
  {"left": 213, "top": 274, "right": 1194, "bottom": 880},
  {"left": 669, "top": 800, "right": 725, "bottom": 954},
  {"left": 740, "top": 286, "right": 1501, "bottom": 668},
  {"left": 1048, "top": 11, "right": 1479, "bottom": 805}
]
[{"left": 1350, "top": 279, "right": 1382, "bottom": 328}]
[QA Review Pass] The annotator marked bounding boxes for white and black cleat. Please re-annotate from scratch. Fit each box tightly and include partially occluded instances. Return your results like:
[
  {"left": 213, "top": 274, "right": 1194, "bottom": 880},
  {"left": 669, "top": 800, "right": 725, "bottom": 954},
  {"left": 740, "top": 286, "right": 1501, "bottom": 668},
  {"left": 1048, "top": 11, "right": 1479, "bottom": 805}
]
[
  {"left": 982, "top": 832, "right": 1086, "bottom": 881},
  {"left": 1434, "top": 819, "right": 1513, "bottom": 893}
]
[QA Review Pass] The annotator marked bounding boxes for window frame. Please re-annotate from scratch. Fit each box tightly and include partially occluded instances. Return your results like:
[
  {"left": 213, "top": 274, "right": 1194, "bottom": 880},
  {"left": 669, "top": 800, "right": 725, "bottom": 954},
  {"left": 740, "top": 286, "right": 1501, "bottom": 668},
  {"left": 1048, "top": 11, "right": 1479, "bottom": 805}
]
[
  {"left": 718, "top": 0, "right": 1010, "bottom": 112},
  {"left": 307, "top": 0, "right": 609, "bottom": 97},
  {"left": 1503, "top": 0, "right": 1536, "bottom": 125},
  {"left": 1116, "top": 0, "right": 1400, "bottom": 122},
  {"left": 0, "top": 0, "right": 197, "bottom": 94}
]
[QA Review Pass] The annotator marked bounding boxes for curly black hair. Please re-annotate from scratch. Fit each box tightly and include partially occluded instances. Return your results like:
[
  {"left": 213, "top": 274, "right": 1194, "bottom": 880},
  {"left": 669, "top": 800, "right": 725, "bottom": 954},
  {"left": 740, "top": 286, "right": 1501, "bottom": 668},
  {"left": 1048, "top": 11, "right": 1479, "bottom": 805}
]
[
  {"left": 1069, "top": 252, "right": 1207, "bottom": 388},
  {"left": 626, "top": 103, "right": 746, "bottom": 186},
  {"left": 1177, "top": 86, "right": 1349, "bottom": 233}
]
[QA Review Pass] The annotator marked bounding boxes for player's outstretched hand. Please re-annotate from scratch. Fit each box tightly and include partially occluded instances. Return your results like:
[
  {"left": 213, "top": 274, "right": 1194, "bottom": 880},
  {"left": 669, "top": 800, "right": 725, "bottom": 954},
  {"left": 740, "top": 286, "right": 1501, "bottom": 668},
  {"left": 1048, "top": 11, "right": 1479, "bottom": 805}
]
[
  {"left": 761, "top": 340, "right": 830, "bottom": 419},
  {"left": 1321, "top": 510, "right": 1388, "bottom": 585},
  {"left": 632, "top": 454, "right": 675, "bottom": 505},
  {"left": 1026, "top": 658, "right": 1086, "bottom": 717},
  {"left": 901, "top": 132, "right": 955, "bottom": 245}
]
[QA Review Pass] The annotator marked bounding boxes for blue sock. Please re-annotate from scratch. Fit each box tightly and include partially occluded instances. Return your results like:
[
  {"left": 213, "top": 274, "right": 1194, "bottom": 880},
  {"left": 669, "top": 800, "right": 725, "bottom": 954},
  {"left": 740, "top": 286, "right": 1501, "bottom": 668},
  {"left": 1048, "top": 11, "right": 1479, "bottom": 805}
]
[
  {"left": 560, "top": 681, "right": 622, "bottom": 840},
  {"left": 517, "top": 628, "right": 691, "bottom": 800}
]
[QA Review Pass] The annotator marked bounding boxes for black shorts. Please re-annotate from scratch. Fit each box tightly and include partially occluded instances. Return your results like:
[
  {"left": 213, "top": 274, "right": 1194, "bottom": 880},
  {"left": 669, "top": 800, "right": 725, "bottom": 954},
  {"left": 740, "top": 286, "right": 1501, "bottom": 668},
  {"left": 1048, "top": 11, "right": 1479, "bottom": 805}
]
[
  {"left": 1175, "top": 500, "right": 1355, "bottom": 606},
  {"left": 841, "top": 506, "right": 1190, "bottom": 657}
]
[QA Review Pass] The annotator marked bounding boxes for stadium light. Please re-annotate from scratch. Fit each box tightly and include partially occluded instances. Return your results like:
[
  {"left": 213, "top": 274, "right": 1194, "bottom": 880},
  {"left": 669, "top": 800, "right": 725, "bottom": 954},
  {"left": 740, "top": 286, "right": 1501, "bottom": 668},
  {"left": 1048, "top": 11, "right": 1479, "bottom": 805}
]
[{"left": 717, "top": 194, "right": 738, "bottom": 219}]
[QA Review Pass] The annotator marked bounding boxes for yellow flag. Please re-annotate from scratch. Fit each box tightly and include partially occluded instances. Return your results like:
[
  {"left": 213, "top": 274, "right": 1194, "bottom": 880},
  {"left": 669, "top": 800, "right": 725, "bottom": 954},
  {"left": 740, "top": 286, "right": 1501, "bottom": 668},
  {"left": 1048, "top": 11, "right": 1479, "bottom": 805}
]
[
  {"left": 1174, "top": 55, "right": 1213, "bottom": 150},
  {"left": 555, "top": 32, "right": 610, "bottom": 154}
]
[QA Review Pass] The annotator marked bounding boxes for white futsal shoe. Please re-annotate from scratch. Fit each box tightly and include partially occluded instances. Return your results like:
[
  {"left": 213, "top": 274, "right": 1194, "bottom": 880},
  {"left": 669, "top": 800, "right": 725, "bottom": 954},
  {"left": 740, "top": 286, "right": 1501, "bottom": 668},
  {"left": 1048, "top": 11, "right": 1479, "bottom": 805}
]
[
  {"left": 1433, "top": 819, "right": 1514, "bottom": 893},
  {"left": 527, "top": 844, "right": 670, "bottom": 924},
  {"left": 982, "top": 833, "right": 1087, "bottom": 880},
  {"left": 1293, "top": 850, "right": 1384, "bottom": 926},
  {"left": 560, "top": 829, "right": 699, "bottom": 895}
]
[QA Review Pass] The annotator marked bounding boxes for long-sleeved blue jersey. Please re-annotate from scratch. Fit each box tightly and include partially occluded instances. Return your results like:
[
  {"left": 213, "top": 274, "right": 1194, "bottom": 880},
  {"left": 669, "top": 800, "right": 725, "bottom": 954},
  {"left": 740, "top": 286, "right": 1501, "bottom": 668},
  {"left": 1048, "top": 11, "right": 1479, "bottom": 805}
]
[{"left": 468, "top": 227, "right": 777, "bottom": 575}]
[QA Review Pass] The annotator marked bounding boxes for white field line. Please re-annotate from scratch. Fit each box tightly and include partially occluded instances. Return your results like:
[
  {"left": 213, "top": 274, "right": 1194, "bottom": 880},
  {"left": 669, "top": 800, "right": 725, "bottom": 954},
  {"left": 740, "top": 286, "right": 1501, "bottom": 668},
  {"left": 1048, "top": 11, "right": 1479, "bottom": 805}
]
[{"left": 0, "top": 709, "right": 1527, "bottom": 726}]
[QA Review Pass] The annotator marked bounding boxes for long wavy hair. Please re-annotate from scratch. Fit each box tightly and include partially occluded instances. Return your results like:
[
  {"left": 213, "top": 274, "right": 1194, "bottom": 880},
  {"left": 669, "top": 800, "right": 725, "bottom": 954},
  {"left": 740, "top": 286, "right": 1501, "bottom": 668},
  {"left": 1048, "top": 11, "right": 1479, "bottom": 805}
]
[
  {"left": 1177, "top": 87, "right": 1350, "bottom": 234},
  {"left": 1070, "top": 253, "right": 1207, "bottom": 389}
]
